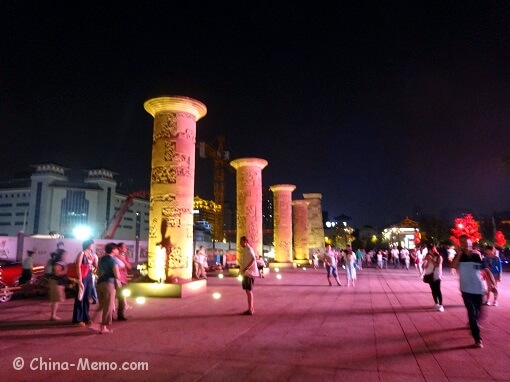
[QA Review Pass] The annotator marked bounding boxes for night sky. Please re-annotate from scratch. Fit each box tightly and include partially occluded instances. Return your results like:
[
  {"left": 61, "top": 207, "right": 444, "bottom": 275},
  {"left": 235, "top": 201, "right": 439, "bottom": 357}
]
[{"left": 1, "top": 1, "right": 509, "bottom": 228}]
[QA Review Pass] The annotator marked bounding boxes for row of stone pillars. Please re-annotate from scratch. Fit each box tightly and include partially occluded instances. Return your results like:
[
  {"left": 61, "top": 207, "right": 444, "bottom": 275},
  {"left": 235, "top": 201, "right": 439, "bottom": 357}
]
[{"left": 144, "top": 96, "right": 325, "bottom": 282}]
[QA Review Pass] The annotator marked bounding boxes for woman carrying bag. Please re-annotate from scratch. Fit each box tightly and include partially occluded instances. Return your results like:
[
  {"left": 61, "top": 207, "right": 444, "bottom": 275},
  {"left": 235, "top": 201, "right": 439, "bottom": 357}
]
[{"left": 423, "top": 243, "right": 444, "bottom": 312}]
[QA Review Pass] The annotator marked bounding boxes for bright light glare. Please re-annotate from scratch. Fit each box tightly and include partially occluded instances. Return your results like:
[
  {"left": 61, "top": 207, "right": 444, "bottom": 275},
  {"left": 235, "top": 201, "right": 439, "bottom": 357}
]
[
  {"left": 73, "top": 225, "right": 92, "bottom": 240},
  {"left": 275, "top": 268, "right": 280, "bottom": 272},
  {"left": 303, "top": 267, "right": 307, "bottom": 271},
  {"left": 237, "top": 275, "right": 243, "bottom": 281},
  {"left": 276, "top": 274, "right": 282, "bottom": 280},
  {"left": 135, "top": 296, "right": 145, "bottom": 304},
  {"left": 213, "top": 292, "right": 221, "bottom": 299},
  {"left": 218, "top": 274, "right": 224, "bottom": 279},
  {"left": 122, "top": 289, "right": 131, "bottom": 297}
]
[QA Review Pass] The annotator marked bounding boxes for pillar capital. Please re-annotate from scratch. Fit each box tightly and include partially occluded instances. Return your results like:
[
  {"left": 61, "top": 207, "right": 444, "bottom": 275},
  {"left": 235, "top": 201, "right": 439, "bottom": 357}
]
[
  {"left": 303, "top": 193, "right": 322, "bottom": 200},
  {"left": 270, "top": 184, "right": 296, "bottom": 193},
  {"left": 292, "top": 199, "right": 310, "bottom": 206},
  {"left": 230, "top": 158, "right": 268, "bottom": 170},
  {"left": 144, "top": 96, "right": 207, "bottom": 121}
]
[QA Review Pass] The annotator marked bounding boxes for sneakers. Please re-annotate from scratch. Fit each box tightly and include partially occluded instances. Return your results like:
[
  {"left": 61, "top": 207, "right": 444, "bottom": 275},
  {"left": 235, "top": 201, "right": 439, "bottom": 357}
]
[
  {"left": 433, "top": 303, "right": 440, "bottom": 310},
  {"left": 100, "top": 327, "right": 113, "bottom": 334},
  {"left": 437, "top": 305, "right": 444, "bottom": 312},
  {"left": 474, "top": 341, "right": 483, "bottom": 348},
  {"left": 493, "top": 301, "right": 498, "bottom": 307},
  {"left": 485, "top": 301, "right": 491, "bottom": 306},
  {"left": 89, "top": 323, "right": 101, "bottom": 332},
  {"left": 74, "top": 322, "right": 86, "bottom": 327}
]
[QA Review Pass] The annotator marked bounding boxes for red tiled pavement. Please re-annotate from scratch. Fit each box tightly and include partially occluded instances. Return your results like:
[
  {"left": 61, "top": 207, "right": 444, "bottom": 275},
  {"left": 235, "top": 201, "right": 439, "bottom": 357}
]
[{"left": 1, "top": 266, "right": 509, "bottom": 381}]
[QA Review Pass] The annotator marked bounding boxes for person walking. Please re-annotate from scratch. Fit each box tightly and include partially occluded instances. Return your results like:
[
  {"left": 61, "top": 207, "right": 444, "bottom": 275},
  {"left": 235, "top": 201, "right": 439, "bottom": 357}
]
[
  {"left": 452, "top": 235, "right": 486, "bottom": 348},
  {"left": 238, "top": 236, "right": 259, "bottom": 315},
  {"left": 483, "top": 245, "right": 502, "bottom": 306},
  {"left": 48, "top": 249, "right": 68, "bottom": 321},
  {"left": 323, "top": 244, "right": 342, "bottom": 286},
  {"left": 90, "top": 243, "right": 121, "bottom": 334},
  {"left": 72, "top": 240, "right": 97, "bottom": 327},
  {"left": 423, "top": 244, "right": 444, "bottom": 312},
  {"left": 344, "top": 245, "right": 357, "bottom": 287}
]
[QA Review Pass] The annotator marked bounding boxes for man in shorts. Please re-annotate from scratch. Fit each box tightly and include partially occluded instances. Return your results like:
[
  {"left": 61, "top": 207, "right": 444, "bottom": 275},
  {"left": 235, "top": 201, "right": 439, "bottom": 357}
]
[{"left": 239, "top": 236, "right": 259, "bottom": 315}]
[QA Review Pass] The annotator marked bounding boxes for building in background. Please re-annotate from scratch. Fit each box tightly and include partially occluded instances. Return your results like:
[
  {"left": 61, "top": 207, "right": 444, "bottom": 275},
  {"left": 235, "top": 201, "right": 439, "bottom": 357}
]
[{"left": 0, "top": 164, "right": 150, "bottom": 240}]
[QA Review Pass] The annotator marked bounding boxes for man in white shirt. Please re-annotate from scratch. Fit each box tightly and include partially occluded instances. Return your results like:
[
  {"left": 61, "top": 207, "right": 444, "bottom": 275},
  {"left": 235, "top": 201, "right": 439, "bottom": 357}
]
[
  {"left": 239, "top": 236, "right": 259, "bottom": 315},
  {"left": 391, "top": 246, "right": 400, "bottom": 269}
]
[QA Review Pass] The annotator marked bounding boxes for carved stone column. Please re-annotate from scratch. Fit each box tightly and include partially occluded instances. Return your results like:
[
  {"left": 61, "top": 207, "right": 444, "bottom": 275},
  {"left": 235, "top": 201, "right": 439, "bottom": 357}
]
[
  {"left": 303, "top": 193, "right": 325, "bottom": 253},
  {"left": 270, "top": 184, "right": 295, "bottom": 265},
  {"left": 230, "top": 158, "right": 268, "bottom": 259},
  {"left": 292, "top": 199, "right": 310, "bottom": 264},
  {"left": 144, "top": 96, "right": 207, "bottom": 282}
]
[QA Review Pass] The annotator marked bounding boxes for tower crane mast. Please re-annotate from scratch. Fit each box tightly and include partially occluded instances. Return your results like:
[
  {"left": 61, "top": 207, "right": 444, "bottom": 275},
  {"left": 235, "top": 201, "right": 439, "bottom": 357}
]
[{"left": 199, "top": 135, "right": 230, "bottom": 242}]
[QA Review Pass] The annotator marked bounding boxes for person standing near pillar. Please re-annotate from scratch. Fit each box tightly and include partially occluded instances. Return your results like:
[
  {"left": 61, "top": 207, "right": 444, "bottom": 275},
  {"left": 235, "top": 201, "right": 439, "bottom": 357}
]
[
  {"left": 323, "top": 244, "right": 342, "bottom": 286},
  {"left": 72, "top": 240, "right": 96, "bottom": 327},
  {"left": 239, "top": 236, "right": 259, "bottom": 315},
  {"left": 115, "top": 242, "right": 132, "bottom": 320}
]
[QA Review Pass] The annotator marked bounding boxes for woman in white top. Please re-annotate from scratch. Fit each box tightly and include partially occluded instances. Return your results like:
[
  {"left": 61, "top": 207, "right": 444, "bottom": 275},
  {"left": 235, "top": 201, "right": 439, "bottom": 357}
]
[{"left": 423, "top": 244, "right": 444, "bottom": 312}]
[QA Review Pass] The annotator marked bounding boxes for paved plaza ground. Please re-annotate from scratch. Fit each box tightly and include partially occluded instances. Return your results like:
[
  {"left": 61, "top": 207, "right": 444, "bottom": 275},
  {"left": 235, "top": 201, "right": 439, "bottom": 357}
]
[{"left": 1, "top": 265, "right": 510, "bottom": 381}]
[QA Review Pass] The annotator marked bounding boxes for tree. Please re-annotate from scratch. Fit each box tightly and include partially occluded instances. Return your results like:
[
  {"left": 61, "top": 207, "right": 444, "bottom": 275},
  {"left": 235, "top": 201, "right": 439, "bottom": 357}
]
[
  {"left": 450, "top": 213, "right": 482, "bottom": 246},
  {"left": 495, "top": 230, "right": 506, "bottom": 248},
  {"left": 419, "top": 214, "right": 450, "bottom": 243}
]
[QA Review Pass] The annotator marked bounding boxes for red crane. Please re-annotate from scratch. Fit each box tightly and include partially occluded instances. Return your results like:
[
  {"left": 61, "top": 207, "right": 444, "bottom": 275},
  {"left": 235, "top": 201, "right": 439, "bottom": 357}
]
[{"left": 101, "top": 190, "right": 149, "bottom": 239}]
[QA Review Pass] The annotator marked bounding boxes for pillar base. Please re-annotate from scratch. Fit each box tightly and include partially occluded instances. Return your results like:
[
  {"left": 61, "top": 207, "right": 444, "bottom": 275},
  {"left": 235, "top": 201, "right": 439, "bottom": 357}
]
[
  {"left": 128, "top": 280, "right": 206, "bottom": 298},
  {"left": 268, "top": 262, "right": 296, "bottom": 269}
]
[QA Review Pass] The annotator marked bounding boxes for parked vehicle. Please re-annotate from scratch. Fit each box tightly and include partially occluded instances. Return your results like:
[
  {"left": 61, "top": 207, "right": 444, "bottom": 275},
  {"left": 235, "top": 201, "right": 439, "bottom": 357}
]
[{"left": 0, "top": 260, "right": 45, "bottom": 302}]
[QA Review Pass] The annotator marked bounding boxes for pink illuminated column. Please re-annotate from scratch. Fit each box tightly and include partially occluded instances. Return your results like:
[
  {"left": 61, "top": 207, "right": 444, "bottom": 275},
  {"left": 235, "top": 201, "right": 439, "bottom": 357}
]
[
  {"left": 144, "top": 96, "right": 207, "bottom": 282},
  {"left": 303, "top": 193, "right": 325, "bottom": 252},
  {"left": 230, "top": 158, "right": 268, "bottom": 258},
  {"left": 292, "top": 199, "right": 310, "bottom": 263},
  {"left": 270, "top": 184, "right": 295, "bottom": 264}
]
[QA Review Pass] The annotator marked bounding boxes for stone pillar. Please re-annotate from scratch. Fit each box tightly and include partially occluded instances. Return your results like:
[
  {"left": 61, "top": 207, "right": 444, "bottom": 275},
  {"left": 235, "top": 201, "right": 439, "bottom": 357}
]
[
  {"left": 230, "top": 158, "right": 268, "bottom": 259},
  {"left": 303, "top": 193, "right": 325, "bottom": 253},
  {"left": 292, "top": 199, "right": 310, "bottom": 264},
  {"left": 270, "top": 184, "right": 296, "bottom": 265},
  {"left": 144, "top": 96, "right": 207, "bottom": 282}
]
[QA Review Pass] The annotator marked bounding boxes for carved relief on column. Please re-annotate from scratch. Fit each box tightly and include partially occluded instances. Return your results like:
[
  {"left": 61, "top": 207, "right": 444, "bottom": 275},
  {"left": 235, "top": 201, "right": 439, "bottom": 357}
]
[
  {"left": 303, "top": 193, "right": 325, "bottom": 251},
  {"left": 292, "top": 199, "right": 310, "bottom": 261},
  {"left": 144, "top": 96, "right": 206, "bottom": 282},
  {"left": 231, "top": 158, "right": 268, "bottom": 259},
  {"left": 270, "top": 184, "right": 296, "bottom": 263}
]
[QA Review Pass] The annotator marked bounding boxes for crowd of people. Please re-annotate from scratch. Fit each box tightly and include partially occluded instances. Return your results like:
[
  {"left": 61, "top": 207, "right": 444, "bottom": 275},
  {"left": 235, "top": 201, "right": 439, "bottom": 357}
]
[
  {"left": 45, "top": 240, "right": 132, "bottom": 334},
  {"left": 311, "top": 238, "right": 503, "bottom": 349}
]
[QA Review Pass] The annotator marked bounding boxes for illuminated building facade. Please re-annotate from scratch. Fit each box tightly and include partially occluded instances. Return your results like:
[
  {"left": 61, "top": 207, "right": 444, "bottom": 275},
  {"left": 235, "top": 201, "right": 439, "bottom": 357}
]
[
  {"left": 382, "top": 216, "right": 420, "bottom": 249},
  {"left": 0, "top": 164, "right": 150, "bottom": 239}
]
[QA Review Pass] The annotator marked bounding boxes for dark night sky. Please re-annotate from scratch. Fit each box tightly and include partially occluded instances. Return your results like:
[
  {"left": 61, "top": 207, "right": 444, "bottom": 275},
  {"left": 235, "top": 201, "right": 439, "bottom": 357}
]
[{"left": 1, "top": 1, "right": 509, "bottom": 228}]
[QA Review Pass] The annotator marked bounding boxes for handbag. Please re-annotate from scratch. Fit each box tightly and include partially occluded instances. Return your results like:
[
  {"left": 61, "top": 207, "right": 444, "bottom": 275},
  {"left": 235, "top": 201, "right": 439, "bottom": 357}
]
[
  {"left": 423, "top": 267, "right": 436, "bottom": 284},
  {"left": 78, "top": 252, "right": 90, "bottom": 279}
]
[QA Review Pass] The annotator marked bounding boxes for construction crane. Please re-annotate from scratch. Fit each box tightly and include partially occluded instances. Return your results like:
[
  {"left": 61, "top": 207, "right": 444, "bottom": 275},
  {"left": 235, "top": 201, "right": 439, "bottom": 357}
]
[
  {"left": 101, "top": 190, "right": 149, "bottom": 239},
  {"left": 199, "top": 135, "right": 230, "bottom": 242}
]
